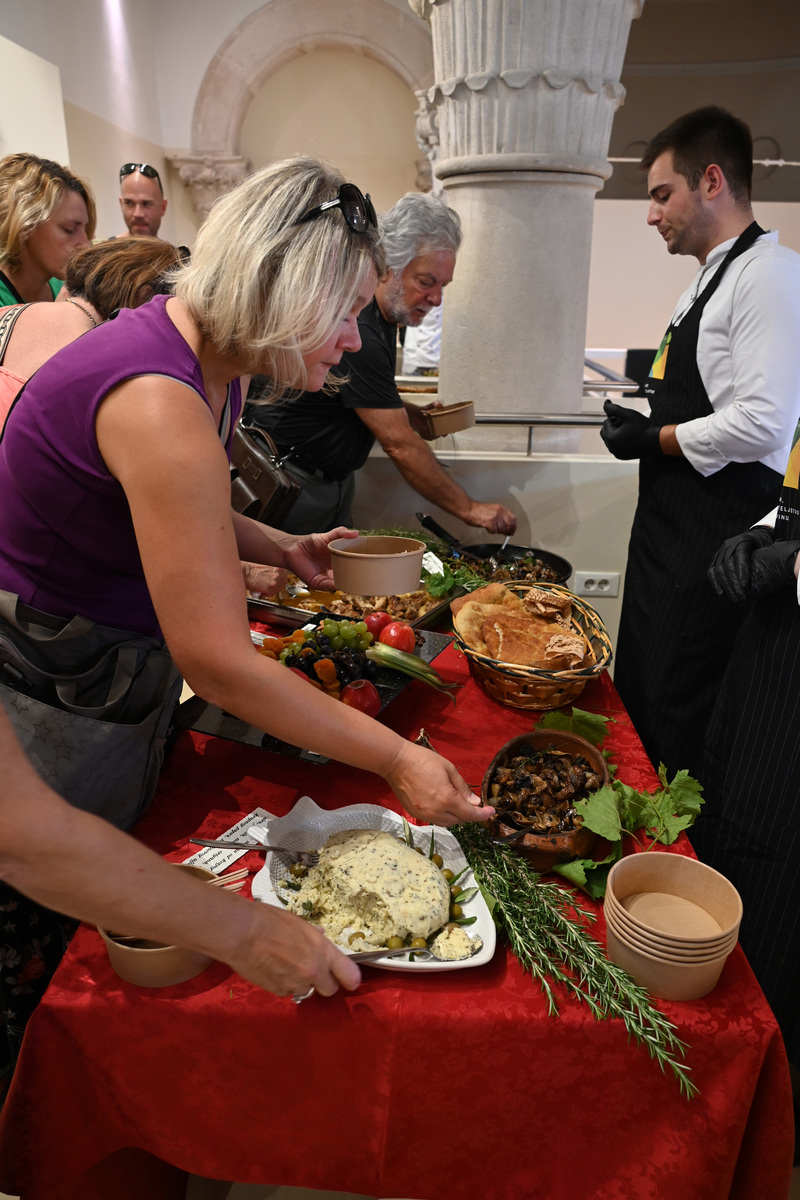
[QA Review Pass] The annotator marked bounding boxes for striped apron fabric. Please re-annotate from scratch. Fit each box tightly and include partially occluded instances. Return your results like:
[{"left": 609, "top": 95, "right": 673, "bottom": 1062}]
[
  {"left": 614, "top": 222, "right": 781, "bottom": 781},
  {"left": 693, "top": 422, "right": 800, "bottom": 1065}
]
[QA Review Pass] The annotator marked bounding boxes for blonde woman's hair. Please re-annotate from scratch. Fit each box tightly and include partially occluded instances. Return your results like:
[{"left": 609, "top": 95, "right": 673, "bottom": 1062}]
[
  {"left": 172, "top": 156, "right": 384, "bottom": 391},
  {"left": 64, "top": 238, "right": 183, "bottom": 319},
  {"left": 0, "top": 154, "right": 97, "bottom": 271}
]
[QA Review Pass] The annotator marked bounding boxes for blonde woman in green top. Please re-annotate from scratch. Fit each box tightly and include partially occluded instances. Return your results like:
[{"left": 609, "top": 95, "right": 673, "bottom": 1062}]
[{"left": 0, "top": 153, "right": 95, "bottom": 305}]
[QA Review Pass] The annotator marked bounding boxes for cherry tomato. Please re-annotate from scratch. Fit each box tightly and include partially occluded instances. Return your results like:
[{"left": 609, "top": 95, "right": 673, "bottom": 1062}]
[
  {"left": 340, "top": 679, "right": 382, "bottom": 717},
  {"left": 378, "top": 621, "right": 416, "bottom": 653},
  {"left": 364, "top": 611, "right": 392, "bottom": 637}
]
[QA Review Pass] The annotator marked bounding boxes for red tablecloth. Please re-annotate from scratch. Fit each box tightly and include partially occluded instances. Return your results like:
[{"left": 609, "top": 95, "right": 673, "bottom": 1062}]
[{"left": 0, "top": 644, "right": 793, "bottom": 1200}]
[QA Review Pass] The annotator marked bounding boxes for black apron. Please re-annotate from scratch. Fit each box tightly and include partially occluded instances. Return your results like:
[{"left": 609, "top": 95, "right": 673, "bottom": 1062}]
[
  {"left": 614, "top": 222, "right": 782, "bottom": 780},
  {"left": 693, "top": 421, "right": 800, "bottom": 1065}
]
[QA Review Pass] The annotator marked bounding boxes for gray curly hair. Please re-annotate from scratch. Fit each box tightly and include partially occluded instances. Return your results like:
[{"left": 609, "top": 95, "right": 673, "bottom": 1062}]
[{"left": 379, "top": 192, "right": 462, "bottom": 276}]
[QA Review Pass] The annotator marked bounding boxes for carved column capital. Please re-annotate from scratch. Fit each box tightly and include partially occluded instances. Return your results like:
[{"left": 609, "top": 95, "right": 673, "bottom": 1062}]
[
  {"left": 414, "top": 88, "right": 441, "bottom": 192},
  {"left": 168, "top": 153, "right": 251, "bottom": 220}
]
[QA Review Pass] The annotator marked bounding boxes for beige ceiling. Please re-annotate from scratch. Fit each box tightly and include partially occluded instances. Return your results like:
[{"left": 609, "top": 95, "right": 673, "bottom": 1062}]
[{"left": 602, "top": 0, "right": 800, "bottom": 198}]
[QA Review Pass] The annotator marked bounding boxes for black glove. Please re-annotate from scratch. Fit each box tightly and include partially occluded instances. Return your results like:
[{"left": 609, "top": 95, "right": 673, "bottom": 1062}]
[
  {"left": 600, "top": 400, "right": 662, "bottom": 460},
  {"left": 749, "top": 540, "right": 800, "bottom": 599},
  {"left": 707, "top": 525, "right": 775, "bottom": 602}
]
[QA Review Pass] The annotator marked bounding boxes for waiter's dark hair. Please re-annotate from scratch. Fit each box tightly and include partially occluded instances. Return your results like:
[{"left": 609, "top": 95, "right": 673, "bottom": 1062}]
[{"left": 641, "top": 107, "right": 753, "bottom": 204}]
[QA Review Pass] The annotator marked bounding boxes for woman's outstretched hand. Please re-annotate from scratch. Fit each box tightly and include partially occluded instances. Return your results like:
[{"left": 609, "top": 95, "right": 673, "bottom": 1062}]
[
  {"left": 382, "top": 740, "right": 494, "bottom": 827},
  {"left": 283, "top": 526, "right": 359, "bottom": 590}
]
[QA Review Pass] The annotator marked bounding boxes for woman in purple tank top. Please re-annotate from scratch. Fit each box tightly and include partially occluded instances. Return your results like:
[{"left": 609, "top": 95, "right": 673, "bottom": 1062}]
[{"left": 0, "top": 157, "right": 495, "bottom": 1008}]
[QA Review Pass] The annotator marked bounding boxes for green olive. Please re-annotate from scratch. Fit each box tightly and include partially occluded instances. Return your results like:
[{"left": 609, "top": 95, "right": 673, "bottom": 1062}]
[
  {"left": 348, "top": 931, "right": 366, "bottom": 946},
  {"left": 445, "top": 922, "right": 458, "bottom": 934},
  {"left": 386, "top": 936, "right": 405, "bottom": 949},
  {"left": 431, "top": 853, "right": 444, "bottom": 868},
  {"left": 450, "top": 903, "right": 463, "bottom": 920},
  {"left": 410, "top": 937, "right": 427, "bottom": 949},
  {"left": 414, "top": 846, "right": 424, "bottom": 855},
  {"left": 450, "top": 884, "right": 462, "bottom": 898},
  {"left": 441, "top": 868, "right": 454, "bottom": 882},
  {"left": 289, "top": 862, "right": 307, "bottom": 878}
]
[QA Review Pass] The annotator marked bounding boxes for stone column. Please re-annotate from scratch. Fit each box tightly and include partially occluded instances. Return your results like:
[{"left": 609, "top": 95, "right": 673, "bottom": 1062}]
[
  {"left": 168, "top": 153, "right": 250, "bottom": 221},
  {"left": 410, "top": 0, "right": 643, "bottom": 425}
]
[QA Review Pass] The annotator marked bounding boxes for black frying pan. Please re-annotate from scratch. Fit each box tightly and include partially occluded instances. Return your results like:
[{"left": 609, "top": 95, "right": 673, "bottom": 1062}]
[{"left": 416, "top": 513, "right": 573, "bottom": 584}]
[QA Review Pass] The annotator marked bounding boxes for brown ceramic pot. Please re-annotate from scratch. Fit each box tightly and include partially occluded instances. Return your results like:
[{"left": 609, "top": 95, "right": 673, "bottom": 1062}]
[{"left": 481, "top": 730, "right": 609, "bottom": 872}]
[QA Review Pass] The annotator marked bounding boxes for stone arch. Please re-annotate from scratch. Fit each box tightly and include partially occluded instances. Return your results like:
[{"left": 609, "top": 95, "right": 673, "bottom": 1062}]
[
  {"left": 172, "top": 0, "right": 434, "bottom": 215},
  {"left": 192, "top": 0, "right": 433, "bottom": 155}
]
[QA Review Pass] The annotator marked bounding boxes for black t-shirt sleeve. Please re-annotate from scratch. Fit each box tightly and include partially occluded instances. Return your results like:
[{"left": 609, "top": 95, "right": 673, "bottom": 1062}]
[{"left": 338, "top": 304, "right": 403, "bottom": 412}]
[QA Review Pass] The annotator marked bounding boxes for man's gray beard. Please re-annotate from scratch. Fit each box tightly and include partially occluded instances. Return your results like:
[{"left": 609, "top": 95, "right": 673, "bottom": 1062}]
[{"left": 381, "top": 274, "right": 415, "bottom": 326}]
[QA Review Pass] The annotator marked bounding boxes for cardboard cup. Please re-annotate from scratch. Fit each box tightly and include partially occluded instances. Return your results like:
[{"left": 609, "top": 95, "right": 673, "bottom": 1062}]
[
  {"left": 329, "top": 536, "right": 424, "bottom": 595},
  {"left": 97, "top": 864, "right": 216, "bottom": 988},
  {"left": 605, "top": 924, "right": 731, "bottom": 1001}
]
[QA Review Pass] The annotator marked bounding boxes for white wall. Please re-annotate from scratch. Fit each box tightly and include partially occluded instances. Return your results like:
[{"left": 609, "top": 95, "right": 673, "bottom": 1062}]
[
  {"left": 240, "top": 47, "right": 420, "bottom": 212},
  {"left": 0, "top": 0, "right": 164, "bottom": 146},
  {"left": 0, "top": 33, "right": 69, "bottom": 162},
  {"left": 587, "top": 199, "right": 800, "bottom": 350}
]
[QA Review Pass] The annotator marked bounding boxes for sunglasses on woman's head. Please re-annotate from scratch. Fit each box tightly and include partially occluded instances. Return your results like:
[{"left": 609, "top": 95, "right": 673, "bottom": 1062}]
[
  {"left": 119, "top": 162, "right": 163, "bottom": 190},
  {"left": 296, "top": 183, "right": 377, "bottom": 234}
]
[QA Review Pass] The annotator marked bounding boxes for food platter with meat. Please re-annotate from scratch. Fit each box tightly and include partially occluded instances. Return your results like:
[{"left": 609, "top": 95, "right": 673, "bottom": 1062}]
[{"left": 247, "top": 577, "right": 454, "bottom": 628}]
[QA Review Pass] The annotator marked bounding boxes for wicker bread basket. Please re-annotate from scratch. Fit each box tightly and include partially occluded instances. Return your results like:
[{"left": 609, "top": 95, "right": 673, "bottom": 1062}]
[{"left": 452, "top": 583, "right": 613, "bottom": 711}]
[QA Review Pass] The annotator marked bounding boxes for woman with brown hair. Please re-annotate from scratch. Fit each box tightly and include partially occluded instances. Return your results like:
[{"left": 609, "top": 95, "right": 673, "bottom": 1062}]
[
  {"left": 0, "top": 237, "right": 183, "bottom": 425},
  {"left": 0, "top": 153, "right": 96, "bottom": 305}
]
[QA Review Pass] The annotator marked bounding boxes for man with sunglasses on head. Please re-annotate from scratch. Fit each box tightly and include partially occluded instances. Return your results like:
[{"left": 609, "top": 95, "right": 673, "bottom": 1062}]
[
  {"left": 117, "top": 162, "right": 167, "bottom": 239},
  {"left": 243, "top": 189, "right": 516, "bottom": 538}
]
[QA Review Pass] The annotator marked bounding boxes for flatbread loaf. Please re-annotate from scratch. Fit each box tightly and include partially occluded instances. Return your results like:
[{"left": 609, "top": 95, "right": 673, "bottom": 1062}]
[
  {"left": 453, "top": 582, "right": 592, "bottom": 670},
  {"left": 450, "top": 584, "right": 526, "bottom": 653},
  {"left": 482, "top": 616, "right": 567, "bottom": 666},
  {"left": 523, "top": 587, "right": 573, "bottom": 627}
]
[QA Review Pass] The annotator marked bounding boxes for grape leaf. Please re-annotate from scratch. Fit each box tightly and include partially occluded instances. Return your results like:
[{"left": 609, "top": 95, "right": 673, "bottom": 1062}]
[
  {"left": 657, "top": 813, "right": 694, "bottom": 845},
  {"left": 553, "top": 845, "right": 622, "bottom": 897},
  {"left": 574, "top": 785, "right": 625, "bottom": 840},
  {"left": 664, "top": 768, "right": 704, "bottom": 818},
  {"left": 615, "top": 782, "right": 654, "bottom": 834},
  {"left": 535, "top": 707, "right": 613, "bottom": 747},
  {"left": 638, "top": 789, "right": 695, "bottom": 845}
]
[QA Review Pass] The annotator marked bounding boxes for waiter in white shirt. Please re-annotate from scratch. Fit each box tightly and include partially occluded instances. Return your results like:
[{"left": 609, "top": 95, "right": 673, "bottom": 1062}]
[{"left": 600, "top": 106, "right": 800, "bottom": 781}]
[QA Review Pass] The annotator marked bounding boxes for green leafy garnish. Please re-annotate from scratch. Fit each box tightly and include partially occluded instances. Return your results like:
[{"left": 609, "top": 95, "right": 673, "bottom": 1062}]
[
  {"left": 535, "top": 707, "right": 614, "bottom": 747},
  {"left": 553, "top": 764, "right": 704, "bottom": 895}
]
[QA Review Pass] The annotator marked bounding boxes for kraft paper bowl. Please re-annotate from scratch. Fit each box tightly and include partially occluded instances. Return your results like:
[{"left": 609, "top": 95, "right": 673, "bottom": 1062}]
[
  {"left": 604, "top": 889, "right": 738, "bottom": 955},
  {"left": 422, "top": 401, "right": 476, "bottom": 438},
  {"left": 605, "top": 923, "right": 733, "bottom": 1001},
  {"left": 605, "top": 853, "right": 742, "bottom": 946},
  {"left": 604, "top": 905, "right": 739, "bottom": 963},
  {"left": 98, "top": 863, "right": 216, "bottom": 988},
  {"left": 329, "top": 535, "right": 425, "bottom": 595}
]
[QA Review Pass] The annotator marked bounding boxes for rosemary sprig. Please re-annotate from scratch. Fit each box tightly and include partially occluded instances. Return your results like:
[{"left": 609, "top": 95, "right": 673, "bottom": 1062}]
[{"left": 455, "top": 823, "right": 698, "bottom": 1099}]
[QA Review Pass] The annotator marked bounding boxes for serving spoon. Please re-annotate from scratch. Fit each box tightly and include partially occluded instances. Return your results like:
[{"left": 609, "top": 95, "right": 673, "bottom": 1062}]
[{"left": 291, "top": 938, "right": 481, "bottom": 1001}]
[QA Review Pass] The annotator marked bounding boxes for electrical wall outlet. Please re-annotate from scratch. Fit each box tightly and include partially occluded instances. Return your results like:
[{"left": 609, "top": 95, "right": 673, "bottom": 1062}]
[{"left": 574, "top": 571, "right": 620, "bottom": 598}]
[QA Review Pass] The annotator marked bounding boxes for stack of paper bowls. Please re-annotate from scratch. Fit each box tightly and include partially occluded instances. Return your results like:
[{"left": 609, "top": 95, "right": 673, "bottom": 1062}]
[{"left": 604, "top": 853, "right": 742, "bottom": 1001}]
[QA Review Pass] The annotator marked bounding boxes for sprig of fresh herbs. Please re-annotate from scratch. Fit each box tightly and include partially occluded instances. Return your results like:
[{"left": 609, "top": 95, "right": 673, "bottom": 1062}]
[
  {"left": 421, "top": 562, "right": 482, "bottom": 597},
  {"left": 455, "top": 821, "right": 697, "bottom": 1098}
]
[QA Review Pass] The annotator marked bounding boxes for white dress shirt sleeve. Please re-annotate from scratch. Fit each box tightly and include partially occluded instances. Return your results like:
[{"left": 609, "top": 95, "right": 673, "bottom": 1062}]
[{"left": 676, "top": 240, "right": 800, "bottom": 477}]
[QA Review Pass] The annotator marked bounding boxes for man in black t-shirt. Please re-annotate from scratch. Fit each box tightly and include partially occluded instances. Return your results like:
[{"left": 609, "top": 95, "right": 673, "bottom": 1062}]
[{"left": 243, "top": 192, "right": 516, "bottom": 537}]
